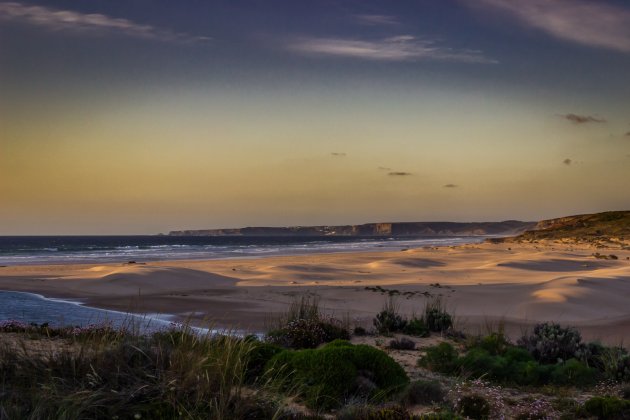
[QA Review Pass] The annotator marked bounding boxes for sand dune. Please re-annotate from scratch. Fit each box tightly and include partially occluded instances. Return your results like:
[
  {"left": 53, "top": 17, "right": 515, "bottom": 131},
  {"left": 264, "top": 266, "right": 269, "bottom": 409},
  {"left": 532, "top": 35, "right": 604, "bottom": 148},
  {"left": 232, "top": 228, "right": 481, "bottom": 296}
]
[{"left": 1, "top": 241, "right": 629, "bottom": 342}]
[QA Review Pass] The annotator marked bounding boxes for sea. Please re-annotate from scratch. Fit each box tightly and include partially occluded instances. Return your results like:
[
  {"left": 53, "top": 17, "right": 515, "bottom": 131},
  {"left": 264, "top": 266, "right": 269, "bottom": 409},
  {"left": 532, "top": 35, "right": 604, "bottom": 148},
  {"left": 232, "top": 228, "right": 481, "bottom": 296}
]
[{"left": 0, "top": 235, "right": 486, "bottom": 329}]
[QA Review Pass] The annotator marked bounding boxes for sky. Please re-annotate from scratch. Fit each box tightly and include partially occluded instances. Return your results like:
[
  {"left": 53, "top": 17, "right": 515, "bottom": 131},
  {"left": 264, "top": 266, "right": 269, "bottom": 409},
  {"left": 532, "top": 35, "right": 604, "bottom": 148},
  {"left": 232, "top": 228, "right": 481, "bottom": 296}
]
[{"left": 1, "top": 0, "right": 629, "bottom": 234}]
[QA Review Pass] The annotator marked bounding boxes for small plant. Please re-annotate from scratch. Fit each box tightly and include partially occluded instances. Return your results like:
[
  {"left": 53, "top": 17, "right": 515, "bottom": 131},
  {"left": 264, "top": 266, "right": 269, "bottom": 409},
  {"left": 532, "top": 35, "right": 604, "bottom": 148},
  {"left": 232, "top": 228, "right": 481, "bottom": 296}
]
[
  {"left": 389, "top": 337, "right": 416, "bottom": 350},
  {"left": 581, "top": 396, "right": 630, "bottom": 419},
  {"left": 513, "top": 398, "right": 559, "bottom": 420},
  {"left": 457, "top": 394, "right": 491, "bottom": 419},
  {"left": 400, "top": 379, "right": 445, "bottom": 406},
  {"left": 423, "top": 297, "right": 453, "bottom": 333},
  {"left": 373, "top": 297, "right": 407, "bottom": 335},
  {"left": 419, "top": 342, "right": 458, "bottom": 375},
  {"left": 449, "top": 379, "right": 505, "bottom": 420},
  {"left": 353, "top": 326, "right": 367, "bottom": 336},
  {"left": 517, "top": 323, "right": 584, "bottom": 364},
  {"left": 403, "top": 318, "right": 430, "bottom": 337}
]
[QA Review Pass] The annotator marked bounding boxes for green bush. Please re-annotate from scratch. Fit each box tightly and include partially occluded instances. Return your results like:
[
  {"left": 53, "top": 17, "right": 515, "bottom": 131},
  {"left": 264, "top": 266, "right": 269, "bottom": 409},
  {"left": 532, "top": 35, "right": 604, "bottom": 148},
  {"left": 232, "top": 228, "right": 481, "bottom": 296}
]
[
  {"left": 403, "top": 318, "right": 430, "bottom": 337},
  {"left": 421, "top": 338, "right": 600, "bottom": 387},
  {"left": 419, "top": 342, "right": 458, "bottom": 375},
  {"left": 517, "top": 323, "right": 584, "bottom": 364},
  {"left": 245, "top": 341, "right": 284, "bottom": 382},
  {"left": 477, "top": 332, "right": 511, "bottom": 356},
  {"left": 550, "top": 358, "right": 598, "bottom": 387},
  {"left": 400, "top": 379, "right": 445, "bottom": 406},
  {"left": 422, "top": 298, "right": 453, "bottom": 333},
  {"left": 458, "top": 394, "right": 491, "bottom": 419},
  {"left": 266, "top": 341, "right": 408, "bottom": 410},
  {"left": 582, "top": 396, "right": 630, "bottom": 419},
  {"left": 266, "top": 318, "right": 349, "bottom": 349},
  {"left": 374, "top": 310, "right": 407, "bottom": 335}
]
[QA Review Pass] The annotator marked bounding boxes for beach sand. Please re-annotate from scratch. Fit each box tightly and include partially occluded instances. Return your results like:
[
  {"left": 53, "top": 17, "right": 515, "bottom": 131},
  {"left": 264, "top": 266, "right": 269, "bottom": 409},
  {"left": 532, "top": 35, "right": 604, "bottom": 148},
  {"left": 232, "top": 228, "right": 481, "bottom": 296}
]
[{"left": 1, "top": 241, "right": 629, "bottom": 343}]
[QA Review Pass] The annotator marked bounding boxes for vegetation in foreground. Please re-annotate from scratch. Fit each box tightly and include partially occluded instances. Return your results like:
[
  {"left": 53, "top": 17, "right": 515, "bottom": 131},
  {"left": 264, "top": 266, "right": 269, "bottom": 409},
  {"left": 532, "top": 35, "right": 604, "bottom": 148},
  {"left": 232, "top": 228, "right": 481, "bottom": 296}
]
[{"left": 2, "top": 296, "right": 630, "bottom": 419}]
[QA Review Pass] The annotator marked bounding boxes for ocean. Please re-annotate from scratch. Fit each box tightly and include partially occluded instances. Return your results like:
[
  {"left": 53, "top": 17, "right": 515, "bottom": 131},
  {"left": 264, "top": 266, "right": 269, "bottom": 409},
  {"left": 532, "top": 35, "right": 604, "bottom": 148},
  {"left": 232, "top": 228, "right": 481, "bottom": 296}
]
[{"left": 0, "top": 235, "right": 487, "bottom": 266}]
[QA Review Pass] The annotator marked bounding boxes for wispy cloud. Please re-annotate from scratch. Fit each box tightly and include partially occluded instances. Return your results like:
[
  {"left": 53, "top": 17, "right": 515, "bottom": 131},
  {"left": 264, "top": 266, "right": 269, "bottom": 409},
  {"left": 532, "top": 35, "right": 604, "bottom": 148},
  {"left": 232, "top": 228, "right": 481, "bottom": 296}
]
[
  {"left": 560, "top": 113, "right": 606, "bottom": 124},
  {"left": 443, "top": 184, "right": 458, "bottom": 188},
  {"left": 354, "top": 14, "right": 399, "bottom": 26},
  {"left": 474, "top": 0, "right": 630, "bottom": 53},
  {"left": 388, "top": 171, "right": 413, "bottom": 176},
  {"left": 331, "top": 152, "right": 346, "bottom": 157},
  {"left": 377, "top": 166, "right": 391, "bottom": 171},
  {"left": 563, "top": 158, "right": 572, "bottom": 166},
  {"left": 0, "top": 1, "right": 209, "bottom": 43},
  {"left": 288, "top": 35, "right": 496, "bottom": 63}
]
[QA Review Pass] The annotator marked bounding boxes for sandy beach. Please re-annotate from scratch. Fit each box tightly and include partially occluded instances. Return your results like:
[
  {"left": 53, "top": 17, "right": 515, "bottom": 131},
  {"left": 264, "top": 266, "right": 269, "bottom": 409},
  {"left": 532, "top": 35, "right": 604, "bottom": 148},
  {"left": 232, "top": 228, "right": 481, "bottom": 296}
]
[{"left": 1, "top": 241, "right": 630, "bottom": 343}]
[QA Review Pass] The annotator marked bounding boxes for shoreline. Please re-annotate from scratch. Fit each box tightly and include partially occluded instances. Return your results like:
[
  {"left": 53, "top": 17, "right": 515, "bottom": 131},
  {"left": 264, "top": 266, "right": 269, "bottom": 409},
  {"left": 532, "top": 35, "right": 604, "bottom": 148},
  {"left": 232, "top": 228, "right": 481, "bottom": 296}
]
[{"left": 1, "top": 241, "right": 630, "bottom": 342}]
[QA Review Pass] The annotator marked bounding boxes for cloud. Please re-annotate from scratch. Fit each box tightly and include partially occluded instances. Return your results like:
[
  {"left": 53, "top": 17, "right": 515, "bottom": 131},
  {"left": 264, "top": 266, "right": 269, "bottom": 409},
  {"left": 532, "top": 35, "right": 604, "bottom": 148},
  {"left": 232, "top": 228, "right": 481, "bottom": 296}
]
[
  {"left": 0, "top": 1, "right": 209, "bottom": 43},
  {"left": 287, "top": 35, "right": 497, "bottom": 63},
  {"left": 388, "top": 171, "right": 413, "bottom": 176},
  {"left": 626, "top": 132, "right": 630, "bottom": 137},
  {"left": 331, "top": 152, "right": 346, "bottom": 157},
  {"left": 378, "top": 166, "right": 391, "bottom": 171},
  {"left": 443, "top": 184, "right": 458, "bottom": 188},
  {"left": 474, "top": 0, "right": 630, "bottom": 53},
  {"left": 560, "top": 113, "right": 606, "bottom": 124},
  {"left": 354, "top": 14, "right": 399, "bottom": 26},
  {"left": 563, "top": 158, "right": 572, "bottom": 166}
]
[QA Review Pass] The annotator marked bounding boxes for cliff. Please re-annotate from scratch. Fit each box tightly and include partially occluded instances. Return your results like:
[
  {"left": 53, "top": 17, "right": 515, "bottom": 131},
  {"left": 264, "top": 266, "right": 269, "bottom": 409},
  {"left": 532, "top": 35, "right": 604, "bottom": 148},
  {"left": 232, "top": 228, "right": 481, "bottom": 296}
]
[
  {"left": 489, "top": 211, "right": 630, "bottom": 245},
  {"left": 168, "top": 220, "right": 535, "bottom": 237}
]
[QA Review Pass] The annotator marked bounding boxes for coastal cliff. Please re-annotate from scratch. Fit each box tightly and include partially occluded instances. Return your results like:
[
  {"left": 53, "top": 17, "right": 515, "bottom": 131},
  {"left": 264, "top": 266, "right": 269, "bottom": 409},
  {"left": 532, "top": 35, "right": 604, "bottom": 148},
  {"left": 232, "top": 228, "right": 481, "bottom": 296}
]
[
  {"left": 168, "top": 220, "right": 535, "bottom": 237},
  {"left": 489, "top": 210, "right": 630, "bottom": 246}
]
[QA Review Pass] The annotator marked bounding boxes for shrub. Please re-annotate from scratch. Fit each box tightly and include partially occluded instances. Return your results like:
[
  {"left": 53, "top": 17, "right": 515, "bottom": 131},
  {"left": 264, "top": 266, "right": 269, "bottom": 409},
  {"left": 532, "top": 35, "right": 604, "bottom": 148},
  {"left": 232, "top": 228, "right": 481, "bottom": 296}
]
[
  {"left": 457, "top": 394, "right": 491, "bottom": 419},
  {"left": 449, "top": 380, "right": 505, "bottom": 420},
  {"left": 477, "top": 332, "right": 511, "bottom": 356},
  {"left": 400, "top": 379, "right": 445, "bottom": 406},
  {"left": 354, "top": 326, "right": 368, "bottom": 336},
  {"left": 245, "top": 341, "right": 284, "bottom": 382},
  {"left": 404, "top": 318, "right": 430, "bottom": 337},
  {"left": 266, "top": 342, "right": 408, "bottom": 410},
  {"left": 517, "top": 323, "right": 584, "bottom": 364},
  {"left": 374, "top": 298, "right": 407, "bottom": 335},
  {"left": 582, "top": 396, "right": 630, "bottom": 419},
  {"left": 550, "top": 358, "right": 598, "bottom": 387},
  {"left": 266, "top": 318, "right": 350, "bottom": 350},
  {"left": 266, "top": 318, "right": 326, "bottom": 349},
  {"left": 420, "top": 342, "right": 458, "bottom": 375},
  {"left": 423, "top": 298, "right": 453, "bottom": 333},
  {"left": 389, "top": 338, "right": 416, "bottom": 350}
]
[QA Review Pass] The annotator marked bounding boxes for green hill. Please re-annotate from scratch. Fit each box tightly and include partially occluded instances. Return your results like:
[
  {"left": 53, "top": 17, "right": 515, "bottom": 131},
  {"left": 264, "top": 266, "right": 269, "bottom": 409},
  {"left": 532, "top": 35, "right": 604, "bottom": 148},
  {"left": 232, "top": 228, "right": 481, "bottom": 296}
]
[{"left": 498, "top": 211, "right": 630, "bottom": 246}]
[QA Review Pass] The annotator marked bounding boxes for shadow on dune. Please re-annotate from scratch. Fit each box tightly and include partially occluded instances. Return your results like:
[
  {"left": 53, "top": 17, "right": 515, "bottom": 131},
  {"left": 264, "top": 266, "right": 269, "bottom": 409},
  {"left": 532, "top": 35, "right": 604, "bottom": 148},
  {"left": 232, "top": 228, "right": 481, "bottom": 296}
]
[
  {"left": 391, "top": 258, "right": 445, "bottom": 268},
  {"left": 498, "top": 259, "right": 612, "bottom": 272}
]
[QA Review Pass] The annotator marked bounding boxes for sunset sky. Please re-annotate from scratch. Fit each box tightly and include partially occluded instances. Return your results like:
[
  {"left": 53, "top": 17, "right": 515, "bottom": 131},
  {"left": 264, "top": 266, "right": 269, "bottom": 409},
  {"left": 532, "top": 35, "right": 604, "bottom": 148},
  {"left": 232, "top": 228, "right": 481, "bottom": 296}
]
[{"left": 1, "top": 0, "right": 630, "bottom": 234}]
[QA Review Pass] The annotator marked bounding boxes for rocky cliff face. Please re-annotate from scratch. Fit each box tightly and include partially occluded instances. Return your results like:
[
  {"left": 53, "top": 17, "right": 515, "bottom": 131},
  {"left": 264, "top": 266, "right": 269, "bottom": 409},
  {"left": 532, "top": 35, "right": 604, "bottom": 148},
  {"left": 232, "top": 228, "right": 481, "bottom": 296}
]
[
  {"left": 489, "top": 211, "right": 630, "bottom": 244},
  {"left": 168, "top": 220, "right": 535, "bottom": 237}
]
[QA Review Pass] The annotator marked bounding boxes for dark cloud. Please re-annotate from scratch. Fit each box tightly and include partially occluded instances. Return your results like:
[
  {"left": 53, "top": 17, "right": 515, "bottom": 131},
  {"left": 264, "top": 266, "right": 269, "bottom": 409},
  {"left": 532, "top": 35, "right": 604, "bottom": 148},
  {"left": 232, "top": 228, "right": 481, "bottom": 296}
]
[
  {"left": 625, "top": 132, "right": 630, "bottom": 137},
  {"left": 563, "top": 158, "right": 572, "bottom": 165},
  {"left": 560, "top": 113, "right": 606, "bottom": 124},
  {"left": 388, "top": 172, "right": 412, "bottom": 176},
  {"left": 331, "top": 152, "right": 346, "bottom": 157},
  {"left": 378, "top": 166, "right": 391, "bottom": 171},
  {"left": 443, "top": 184, "right": 458, "bottom": 188}
]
